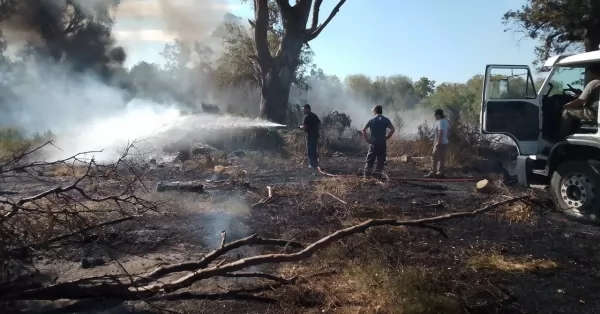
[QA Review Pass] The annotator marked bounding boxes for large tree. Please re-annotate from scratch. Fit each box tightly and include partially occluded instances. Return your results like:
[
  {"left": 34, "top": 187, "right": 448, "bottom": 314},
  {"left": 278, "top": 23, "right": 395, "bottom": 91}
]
[
  {"left": 503, "top": 0, "right": 600, "bottom": 68},
  {"left": 245, "top": 0, "right": 348, "bottom": 123},
  {"left": 0, "top": 0, "right": 124, "bottom": 80}
]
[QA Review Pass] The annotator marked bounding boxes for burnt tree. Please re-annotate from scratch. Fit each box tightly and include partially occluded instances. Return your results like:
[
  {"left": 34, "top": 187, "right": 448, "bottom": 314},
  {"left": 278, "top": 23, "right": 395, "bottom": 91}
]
[{"left": 252, "top": 0, "right": 347, "bottom": 123}]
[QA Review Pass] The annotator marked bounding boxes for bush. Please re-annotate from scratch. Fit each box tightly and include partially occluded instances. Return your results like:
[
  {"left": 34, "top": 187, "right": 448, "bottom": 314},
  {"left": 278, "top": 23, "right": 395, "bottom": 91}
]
[{"left": 0, "top": 128, "right": 53, "bottom": 160}]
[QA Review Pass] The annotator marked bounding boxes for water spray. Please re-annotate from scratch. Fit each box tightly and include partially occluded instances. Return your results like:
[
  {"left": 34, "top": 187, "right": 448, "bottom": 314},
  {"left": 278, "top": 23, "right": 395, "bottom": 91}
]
[{"left": 269, "top": 125, "right": 302, "bottom": 130}]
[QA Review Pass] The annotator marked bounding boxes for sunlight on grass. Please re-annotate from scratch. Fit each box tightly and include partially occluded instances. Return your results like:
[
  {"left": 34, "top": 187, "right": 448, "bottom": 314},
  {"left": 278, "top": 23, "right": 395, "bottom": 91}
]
[
  {"left": 469, "top": 253, "right": 558, "bottom": 272},
  {"left": 342, "top": 261, "right": 462, "bottom": 314}
]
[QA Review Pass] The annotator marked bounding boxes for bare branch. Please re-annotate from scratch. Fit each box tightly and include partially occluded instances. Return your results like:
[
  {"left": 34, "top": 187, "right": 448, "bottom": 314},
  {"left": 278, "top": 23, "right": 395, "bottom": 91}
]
[
  {"left": 4, "top": 196, "right": 526, "bottom": 300},
  {"left": 253, "top": 0, "right": 272, "bottom": 72},
  {"left": 309, "top": 0, "right": 323, "bottom": 32},
  {"left": 221, "top": 272, "right": 297, "bottom": 284},
  {"left": 137, "top": 233, "right": 305, "bottom": 282},
  {"left": 307, "top": 0, "right": 347, "bottom": 41},
  {"left": 0, "top": 141, "right": 157, "bottom": 266},
  {"left": 7, "top": 216, "right": 134, "bottom": 257}
]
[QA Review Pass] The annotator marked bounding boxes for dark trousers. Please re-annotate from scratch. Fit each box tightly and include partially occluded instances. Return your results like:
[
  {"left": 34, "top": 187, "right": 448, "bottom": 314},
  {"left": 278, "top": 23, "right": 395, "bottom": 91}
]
[
  {"left": 306, "top": 136, "right": 319, "bottom": 168},
  {"left": 364, "top": 141, "right": 386, "bottom": 178}
]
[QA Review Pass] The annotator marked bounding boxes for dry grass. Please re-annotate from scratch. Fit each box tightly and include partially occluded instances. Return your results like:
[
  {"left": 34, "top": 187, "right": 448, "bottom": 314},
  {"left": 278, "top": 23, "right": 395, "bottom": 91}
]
[
  {"left": 500, "top": 202, "right": 537, "bottom": 224},
  {"left": 50, "top": 164, "right": 88, "bottom": 177},
  {"left": 244, "top": 152, "right": 294, "bottom": 170},
  {"left": 314, "top": 177, "right": 362, "bottom": 199},
  {"left": 340, "top": 261, "right": 462, "bottom": 314},
  {"left": 387, "top": 138, "right": 432, "bottom": 158},
  {"left": 468, "top": 253, "right": 559, "bottom": 272}
]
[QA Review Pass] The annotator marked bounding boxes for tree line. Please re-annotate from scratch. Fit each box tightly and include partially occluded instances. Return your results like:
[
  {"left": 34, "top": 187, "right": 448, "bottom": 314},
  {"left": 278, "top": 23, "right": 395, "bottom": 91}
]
[{"left": 0, "top": 0, "right": 597, "bottom": 125}]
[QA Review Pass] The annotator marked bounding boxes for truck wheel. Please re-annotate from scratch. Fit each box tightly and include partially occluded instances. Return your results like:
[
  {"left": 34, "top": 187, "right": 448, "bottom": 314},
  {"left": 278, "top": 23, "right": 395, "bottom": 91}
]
[{"left": 550, "top": 160, "right": 600, "bottom": 223}]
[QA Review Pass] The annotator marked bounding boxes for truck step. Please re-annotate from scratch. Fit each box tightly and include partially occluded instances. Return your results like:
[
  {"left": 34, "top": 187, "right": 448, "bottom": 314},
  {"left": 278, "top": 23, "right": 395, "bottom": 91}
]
[{"left": 532, "top": 169, "right": 547, "bottom": 175}]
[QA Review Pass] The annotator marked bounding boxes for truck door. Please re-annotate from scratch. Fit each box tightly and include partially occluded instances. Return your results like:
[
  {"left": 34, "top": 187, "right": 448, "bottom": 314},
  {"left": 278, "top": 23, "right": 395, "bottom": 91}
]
[{"left": 481, "top": 65, "right": 540, "bottom": 155}]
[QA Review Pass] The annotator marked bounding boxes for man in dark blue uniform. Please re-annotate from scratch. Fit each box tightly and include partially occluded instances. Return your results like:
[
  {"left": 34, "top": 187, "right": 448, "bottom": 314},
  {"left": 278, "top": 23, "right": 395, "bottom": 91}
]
[
  {"left": 362, "top": 105, "right": 395, "bottom": 178},
  {"left": 300, "top": 104, "right": 321, "bottom": 170}
]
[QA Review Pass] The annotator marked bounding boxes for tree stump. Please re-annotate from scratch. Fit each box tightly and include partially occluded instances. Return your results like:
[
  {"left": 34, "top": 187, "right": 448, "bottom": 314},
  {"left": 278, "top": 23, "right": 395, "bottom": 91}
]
[{"left": 475, "top": 179, "right": 496, "bottom": 193}]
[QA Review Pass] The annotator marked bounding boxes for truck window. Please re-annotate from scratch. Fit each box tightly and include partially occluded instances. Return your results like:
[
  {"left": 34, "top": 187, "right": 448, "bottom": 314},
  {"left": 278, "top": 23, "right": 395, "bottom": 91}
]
[
  {"left": 488, "top": 68, "right": 536, "bottom": 99},
  {"left": 546, "top": 67, "right": 585, "bottom": 95}
]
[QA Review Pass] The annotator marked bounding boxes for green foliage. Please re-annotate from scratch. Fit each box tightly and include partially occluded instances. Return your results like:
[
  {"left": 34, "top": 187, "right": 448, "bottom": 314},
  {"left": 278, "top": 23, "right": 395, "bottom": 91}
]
[
  {"left": 215, "top": 17, "right": 315, "bottom": 91},
  {"left": 215, "top": 22, "right": 261, "bottom": 89},
  {"left": 503, "top": 0, "right": 600, "bottom": 68},
  {"left": 321, "top": 110, "right": 352, "bottom": 135},
  {"left": 425, "top": 76, "right": 483, "bottom": 123},
  {"left": 0, "top": 128, "right": 53, "bottom": 157},
  {"left": 414, "top": 77, "right": 436, "bottom": 99},
  {"left": 342, "top": 74, "right": 424, "bottom": 110}
]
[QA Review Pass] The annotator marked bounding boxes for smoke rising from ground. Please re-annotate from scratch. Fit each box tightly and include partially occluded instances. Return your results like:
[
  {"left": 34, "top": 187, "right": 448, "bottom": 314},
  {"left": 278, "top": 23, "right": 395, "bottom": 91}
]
[
  {"left": 290, "top": 79, "right": 433, "bottom": 133},
  {"left": 0, "top": 0, "right": 432, "bottom": 164},
  {"left": 0, "top": 0, "right": 272, "bottom": 162},
  {"left": 2, "top": 0, "right": 125, "bottom": 77}
]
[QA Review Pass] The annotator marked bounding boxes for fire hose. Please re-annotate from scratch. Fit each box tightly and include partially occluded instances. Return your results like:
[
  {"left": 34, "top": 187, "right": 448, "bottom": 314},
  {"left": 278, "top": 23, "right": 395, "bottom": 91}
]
[{"left": 316, "top": 167, "right": 480, "bottom": 183}]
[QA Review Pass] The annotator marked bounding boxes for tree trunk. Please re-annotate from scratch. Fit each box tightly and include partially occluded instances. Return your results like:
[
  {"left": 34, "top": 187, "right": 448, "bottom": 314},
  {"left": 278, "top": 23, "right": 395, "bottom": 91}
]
[
  {"left": 259, "top": 34, "right": 304, "bottom": 123},
  {"left": 584, "top": 34, "right": 600, "bottom": 83},
  {"left": 584, "top": 37, "right": 600, "bottom": 52}
]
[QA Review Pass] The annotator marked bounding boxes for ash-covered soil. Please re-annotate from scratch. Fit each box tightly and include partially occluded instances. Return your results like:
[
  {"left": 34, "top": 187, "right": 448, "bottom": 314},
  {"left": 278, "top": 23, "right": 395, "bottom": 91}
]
[{"left": 6, "top": 153, "right": 600, "bottom": 314}]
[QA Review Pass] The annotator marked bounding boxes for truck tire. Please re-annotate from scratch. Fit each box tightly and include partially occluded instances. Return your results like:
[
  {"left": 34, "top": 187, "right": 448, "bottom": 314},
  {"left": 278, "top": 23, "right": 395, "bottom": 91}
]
[{"left": 550, "top": 160, "right": 600, "bottom": 223}]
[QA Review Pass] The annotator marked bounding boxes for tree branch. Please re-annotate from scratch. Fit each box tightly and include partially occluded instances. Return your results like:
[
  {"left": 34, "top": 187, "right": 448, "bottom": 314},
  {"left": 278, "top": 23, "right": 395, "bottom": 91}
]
[
  {"left": 136, "top": 233, "right": 304, "bottom": 282},
  {"left": 307, "top": 0, "right": 347, "bottom": 41},
  {"left": 4, "top": 196, "right": 527, "bottom": 300},
  {"left": 7, "top": 216, "right": 134, "bottom": 257},
  {"left": 253, "top": 0, "right": 273, "bottom": 72},
  {"left": 309, "top": 0, "right": 323, "bottom": 32}
]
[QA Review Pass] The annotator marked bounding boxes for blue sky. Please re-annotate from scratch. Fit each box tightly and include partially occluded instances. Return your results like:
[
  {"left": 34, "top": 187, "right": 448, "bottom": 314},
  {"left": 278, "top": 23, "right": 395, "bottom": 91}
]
[{"left": 115, "top": 0, "right": 537, "bottom": 84}]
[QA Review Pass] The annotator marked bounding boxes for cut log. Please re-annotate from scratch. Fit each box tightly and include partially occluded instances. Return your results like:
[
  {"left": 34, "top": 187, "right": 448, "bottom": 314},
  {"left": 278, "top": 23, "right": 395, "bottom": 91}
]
[
  {"left": 156, "top": 181, "right": 204, "bottom": 193},
  {"left": 475, "top": 179, "right": 495, "bottom": 193},
  {"left": 400, "top": 155, "right": 412, "bottom": 163}
]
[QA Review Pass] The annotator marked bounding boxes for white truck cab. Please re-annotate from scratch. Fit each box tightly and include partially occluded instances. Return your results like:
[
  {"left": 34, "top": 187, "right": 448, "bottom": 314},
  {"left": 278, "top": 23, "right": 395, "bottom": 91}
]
[{"left": 481, "top": 50, "right": 600, "bottom": 223}]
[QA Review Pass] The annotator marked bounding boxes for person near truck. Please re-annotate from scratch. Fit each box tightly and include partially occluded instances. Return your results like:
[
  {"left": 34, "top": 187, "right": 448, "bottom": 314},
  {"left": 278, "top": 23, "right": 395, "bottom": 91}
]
[
  {"left": 559, "top": 65, "right": 600, "bottom": 138},
  {"left": 425, "top": 109, "right": 450, "bottom": 178},
  {"left": 300, "top": 104, "right": 321, "bottom": 169},
  {"left": 362, "top": 105, "right": 395, "bottom": 179}
]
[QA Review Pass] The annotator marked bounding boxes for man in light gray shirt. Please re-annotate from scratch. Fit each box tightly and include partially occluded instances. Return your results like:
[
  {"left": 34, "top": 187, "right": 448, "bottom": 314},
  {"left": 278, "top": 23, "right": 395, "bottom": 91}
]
[
  {"left": 559, "top": 65, "right": 600, "bottom": 138},
  {"left": 425, "top": 108, "right": 450, "bottom": 178}
]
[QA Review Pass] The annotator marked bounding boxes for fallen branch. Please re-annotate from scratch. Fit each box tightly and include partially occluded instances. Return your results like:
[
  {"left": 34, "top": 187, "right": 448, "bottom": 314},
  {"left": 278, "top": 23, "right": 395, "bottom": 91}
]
[
  {"left": 4, "top": 196, "right": 527, "bottom": 300},
  {"left": 422, "top": 200, "right": 444, "bottom": 208},
  {"left": 325, "top": 192, "right": 347, "bottom": 205},
  {"left": 137, "top": 233, "right": 304, "bottom": 282},
  {"left": 221, "top": 272, "right": 297, "bottom": 284},
  {"left": 220, "top": 230, "right": 227, "bottom": 249},
  {"left": 251, "top": 185, "right": 274, "bottom": 208},
  {"left": 7, "top": 216, "right": 134, "bottom": 257}
]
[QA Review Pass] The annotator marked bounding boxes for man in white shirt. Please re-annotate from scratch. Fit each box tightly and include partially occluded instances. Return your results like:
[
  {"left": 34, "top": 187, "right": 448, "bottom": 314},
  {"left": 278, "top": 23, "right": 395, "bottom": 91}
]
[{"left": 425, "top": 109, "right": 450, "bottom": 178}]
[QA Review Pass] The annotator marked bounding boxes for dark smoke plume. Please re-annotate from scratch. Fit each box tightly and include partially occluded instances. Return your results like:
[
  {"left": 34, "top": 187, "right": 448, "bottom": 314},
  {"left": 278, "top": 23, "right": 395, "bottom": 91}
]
[{"left": 1, "top": 0, "right": 125, "bottom": 80}]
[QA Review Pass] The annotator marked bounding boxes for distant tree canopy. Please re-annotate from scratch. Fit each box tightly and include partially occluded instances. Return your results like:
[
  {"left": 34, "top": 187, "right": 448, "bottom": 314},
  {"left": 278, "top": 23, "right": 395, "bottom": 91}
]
[
  {"left": 0, "top": 0, "right": 592, "bottom": 128},
  {"left": 215, "top": 19, "right": 315, "bottom": 91},
  {"left": 0, "top": 0, "right": 124, "bottom": 77},
  {"left": 503, "top": 0, "right": 600, "bottom": 68}
]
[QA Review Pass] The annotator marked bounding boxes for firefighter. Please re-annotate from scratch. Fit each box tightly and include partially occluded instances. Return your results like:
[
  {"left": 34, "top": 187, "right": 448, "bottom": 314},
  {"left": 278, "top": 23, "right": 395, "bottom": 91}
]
[
  {"left": 362, "top": 105, "right": 395, "bottom": 178},
  {"left": 299, "top": 104, "right": 321, "bottom": 170}
]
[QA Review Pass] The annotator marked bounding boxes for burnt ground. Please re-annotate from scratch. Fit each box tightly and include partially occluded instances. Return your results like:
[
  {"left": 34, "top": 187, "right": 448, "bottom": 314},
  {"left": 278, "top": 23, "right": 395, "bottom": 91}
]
[{"left": 5, "top": 152, "right": 600, "bottom": 314}]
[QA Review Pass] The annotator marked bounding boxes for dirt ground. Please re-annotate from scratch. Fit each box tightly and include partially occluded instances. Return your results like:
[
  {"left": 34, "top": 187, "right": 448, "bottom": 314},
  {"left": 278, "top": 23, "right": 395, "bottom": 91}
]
[{"left": 5, "top": 152, "right": 600, "bottom": 314}]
